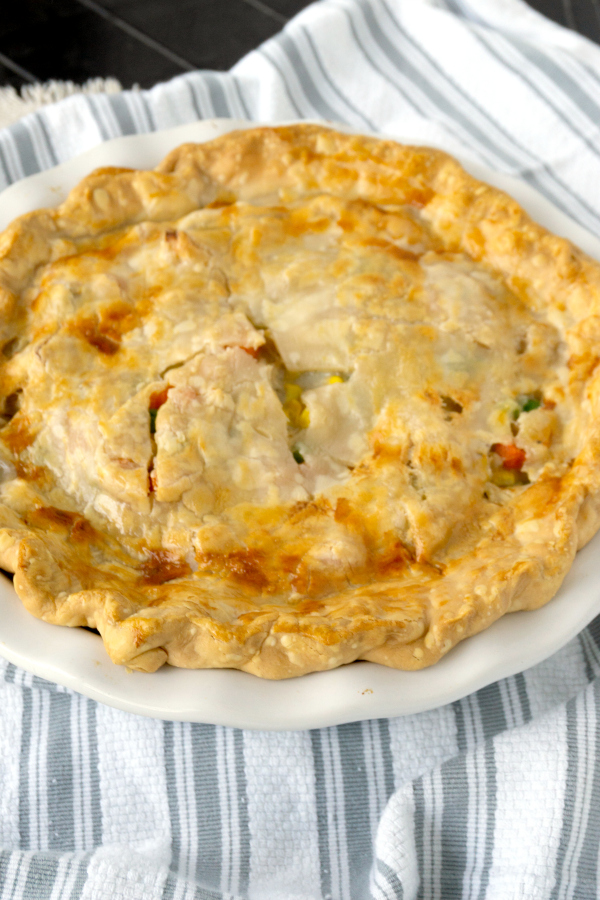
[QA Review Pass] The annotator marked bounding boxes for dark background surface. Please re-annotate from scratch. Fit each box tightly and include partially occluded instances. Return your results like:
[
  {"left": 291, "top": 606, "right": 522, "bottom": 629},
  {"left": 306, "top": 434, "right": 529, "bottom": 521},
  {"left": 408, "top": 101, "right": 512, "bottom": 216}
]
[{"left": 0, "top": 0, "right": 598, "bottom": 91}]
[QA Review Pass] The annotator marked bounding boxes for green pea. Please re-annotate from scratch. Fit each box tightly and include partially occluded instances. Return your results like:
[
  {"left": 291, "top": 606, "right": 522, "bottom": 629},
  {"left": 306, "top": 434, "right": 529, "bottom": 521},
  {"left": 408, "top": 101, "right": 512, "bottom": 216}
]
[{"left": 513, "top": 393, "right": 542, "bottom": 418}]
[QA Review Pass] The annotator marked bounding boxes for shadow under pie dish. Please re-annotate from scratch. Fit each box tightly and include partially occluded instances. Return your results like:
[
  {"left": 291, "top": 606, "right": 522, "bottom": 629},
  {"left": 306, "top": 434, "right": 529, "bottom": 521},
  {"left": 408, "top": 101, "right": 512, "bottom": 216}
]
[{"left": 0, "top": 124, "right": 599, "bottom": 679}]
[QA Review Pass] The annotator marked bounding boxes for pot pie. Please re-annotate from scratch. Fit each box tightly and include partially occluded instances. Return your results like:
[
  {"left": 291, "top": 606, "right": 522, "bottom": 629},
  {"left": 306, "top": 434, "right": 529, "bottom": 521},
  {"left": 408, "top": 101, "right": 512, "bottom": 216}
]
[{"left": 0, "top": 124, "right": 599, "bottom": 678}]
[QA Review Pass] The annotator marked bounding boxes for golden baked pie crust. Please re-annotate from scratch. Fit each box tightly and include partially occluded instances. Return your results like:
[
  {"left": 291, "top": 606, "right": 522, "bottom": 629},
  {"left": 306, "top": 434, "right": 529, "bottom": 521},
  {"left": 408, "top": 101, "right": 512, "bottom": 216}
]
[{"left": 0, "top": 124, "right": 599, "bottom": 678}]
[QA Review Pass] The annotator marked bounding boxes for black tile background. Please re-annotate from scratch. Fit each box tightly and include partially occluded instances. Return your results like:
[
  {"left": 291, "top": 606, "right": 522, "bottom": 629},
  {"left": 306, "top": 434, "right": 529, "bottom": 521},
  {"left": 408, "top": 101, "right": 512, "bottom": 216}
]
[
  {"left": 0, "top": 0, "right": 313, "bottom": 89},
  {"left": 0, "top": 0, "right": 597, "bottom": 91},
  {"left": 526, "top": 0, "right": 600, "bottom": 42}
]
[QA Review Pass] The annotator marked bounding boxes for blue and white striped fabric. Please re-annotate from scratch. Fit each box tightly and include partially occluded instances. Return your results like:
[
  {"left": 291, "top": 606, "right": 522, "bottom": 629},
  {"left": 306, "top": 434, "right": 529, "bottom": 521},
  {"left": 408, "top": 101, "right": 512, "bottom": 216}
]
[{"left": 2, "top": 0, "right": 600, "bottom": 896}]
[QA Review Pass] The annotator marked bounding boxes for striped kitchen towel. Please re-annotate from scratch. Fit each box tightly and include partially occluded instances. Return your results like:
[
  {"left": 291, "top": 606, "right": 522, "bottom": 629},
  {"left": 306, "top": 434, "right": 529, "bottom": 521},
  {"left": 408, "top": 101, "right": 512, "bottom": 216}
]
[{"left": 1, "top": 0, "right": 600, "bottom": 897}]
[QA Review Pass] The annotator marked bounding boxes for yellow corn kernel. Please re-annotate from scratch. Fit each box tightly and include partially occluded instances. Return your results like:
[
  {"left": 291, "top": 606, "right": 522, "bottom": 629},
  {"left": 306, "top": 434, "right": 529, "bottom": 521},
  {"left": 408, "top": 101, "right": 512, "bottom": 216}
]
[
  {"left": 298, "top": 408, "right": 310, "bottom": 428},
  {"left": 491, "top": 468, "right": 518, "bottom": 487},
  {"left": 283, "top": 399, "right": 301, "bottom": 423},
  {"left": 285, "top": 383, "right": 303, "bottom": 402},
  {"left": 328, "top": 375, "right": 344, "bottom": 384}
]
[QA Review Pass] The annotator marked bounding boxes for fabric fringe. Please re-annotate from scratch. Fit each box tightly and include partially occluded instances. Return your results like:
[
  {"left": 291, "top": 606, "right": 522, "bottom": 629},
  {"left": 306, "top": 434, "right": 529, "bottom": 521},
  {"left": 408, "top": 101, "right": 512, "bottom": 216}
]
[{"left": 0, "top": 78, "right": 123, "bottom": 129}]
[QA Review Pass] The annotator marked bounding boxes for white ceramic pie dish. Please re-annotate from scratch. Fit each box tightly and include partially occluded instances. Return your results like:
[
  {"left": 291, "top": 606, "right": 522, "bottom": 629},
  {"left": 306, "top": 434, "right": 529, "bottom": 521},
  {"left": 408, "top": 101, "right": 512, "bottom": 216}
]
[{"left": 1, "top": 118, "right": 600, "bottom": 731}]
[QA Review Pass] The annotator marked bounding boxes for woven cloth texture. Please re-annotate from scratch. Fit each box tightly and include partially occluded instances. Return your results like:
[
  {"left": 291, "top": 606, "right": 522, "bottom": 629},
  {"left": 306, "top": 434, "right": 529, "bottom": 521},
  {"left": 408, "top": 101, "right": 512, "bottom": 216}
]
[{"left": 1, "top": 0, "right": 600, "bottom": 897}]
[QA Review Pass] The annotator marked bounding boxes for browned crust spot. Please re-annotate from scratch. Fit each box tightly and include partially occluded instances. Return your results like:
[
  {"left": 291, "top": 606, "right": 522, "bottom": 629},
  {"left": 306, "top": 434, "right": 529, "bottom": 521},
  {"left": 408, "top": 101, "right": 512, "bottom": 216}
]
[{"left": 139, "top": 550, "right": 192, "bottom": 586}]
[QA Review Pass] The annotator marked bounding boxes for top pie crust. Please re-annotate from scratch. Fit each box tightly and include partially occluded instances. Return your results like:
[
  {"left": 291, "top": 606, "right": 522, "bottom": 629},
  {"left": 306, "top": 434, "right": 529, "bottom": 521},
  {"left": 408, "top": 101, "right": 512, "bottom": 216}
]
[{"left": 0, "top": 124, "right": 599, "bottom": 677}]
